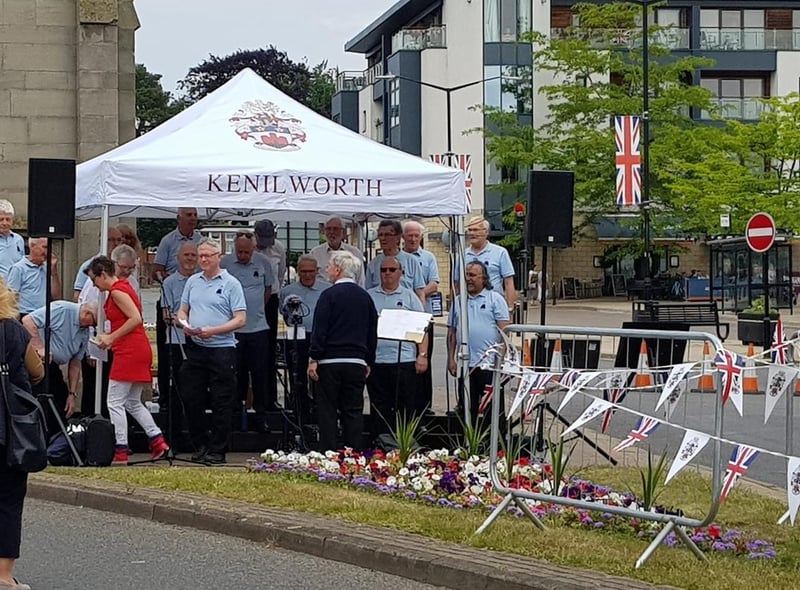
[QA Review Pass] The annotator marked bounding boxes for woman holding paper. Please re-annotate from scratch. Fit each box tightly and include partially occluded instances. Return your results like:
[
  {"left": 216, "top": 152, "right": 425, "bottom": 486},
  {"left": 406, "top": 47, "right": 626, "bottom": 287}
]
[{"left": 88, "top": 256, "right": 169, "bottom": 465}]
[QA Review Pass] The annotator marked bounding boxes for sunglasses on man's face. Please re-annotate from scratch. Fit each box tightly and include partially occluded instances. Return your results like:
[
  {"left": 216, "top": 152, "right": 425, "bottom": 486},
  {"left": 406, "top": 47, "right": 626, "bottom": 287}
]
[{"left": 380, "top": 267, "right": 400, "bottom": 273}]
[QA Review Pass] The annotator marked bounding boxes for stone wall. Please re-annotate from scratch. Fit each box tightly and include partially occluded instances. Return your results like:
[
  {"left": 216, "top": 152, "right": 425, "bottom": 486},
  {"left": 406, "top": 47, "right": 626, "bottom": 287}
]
[{"left": 0, "top": 0, "right": 138, "bottom": 292}]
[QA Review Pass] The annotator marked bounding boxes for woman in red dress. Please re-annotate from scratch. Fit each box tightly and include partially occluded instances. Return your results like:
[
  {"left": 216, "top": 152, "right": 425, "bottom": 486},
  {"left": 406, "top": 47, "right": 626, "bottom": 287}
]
[{"left": 89, "top": 255, "right": 169, "bottom": 465}]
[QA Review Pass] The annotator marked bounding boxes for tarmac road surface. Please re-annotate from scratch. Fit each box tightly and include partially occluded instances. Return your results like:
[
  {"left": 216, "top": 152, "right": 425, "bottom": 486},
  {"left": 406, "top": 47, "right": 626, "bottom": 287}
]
[{"left": 15, "top": 499, "right": 446, "bottom": 590}]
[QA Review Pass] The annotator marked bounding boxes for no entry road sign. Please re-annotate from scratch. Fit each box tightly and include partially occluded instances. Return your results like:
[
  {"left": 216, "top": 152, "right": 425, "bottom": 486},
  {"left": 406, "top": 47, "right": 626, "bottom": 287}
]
[{"left": 745, "top": 212, "right": 776, "bottom": 253}]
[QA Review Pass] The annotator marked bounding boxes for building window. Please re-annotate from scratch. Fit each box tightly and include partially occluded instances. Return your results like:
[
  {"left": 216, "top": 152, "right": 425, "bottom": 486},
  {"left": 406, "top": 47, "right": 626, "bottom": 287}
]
[
  {"left": 485, "top": 0, "right": 500, "bottom": 42},
  {"left": 700, "top": 9, "right": 766, "bottom": 50},
  {"left": 517, "top": 0, "right": 532, "bottom": 37},
  {"left": 700, "top": 77, "right": 767, "bottom": 120},
  {"left": 389, "top": 79, "right": 400, "bottom": 128},
  {"left": 361, "top": 110, "right": 367, "bottom": 134},
  {"left": 500, "top": 0, "right": 517, "bottom": 42},
  {"left": 485, "top": 0, "right": 530, "bottom": 42}
]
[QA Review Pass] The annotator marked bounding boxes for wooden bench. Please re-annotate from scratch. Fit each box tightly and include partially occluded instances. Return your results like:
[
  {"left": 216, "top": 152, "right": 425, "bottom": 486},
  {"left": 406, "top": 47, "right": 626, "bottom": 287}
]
[{"left": 631, "top": 300, "right": 730, "bottom": 341}]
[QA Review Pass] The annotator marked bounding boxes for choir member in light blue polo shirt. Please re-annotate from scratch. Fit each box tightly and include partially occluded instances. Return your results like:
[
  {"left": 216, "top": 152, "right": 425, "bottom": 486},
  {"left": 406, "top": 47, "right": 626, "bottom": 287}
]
[
  {"left": 462, "top": 216, "right": 517, "bottom": 312},
  {"left": 365, "top": 220, "right": 425, "bottom": 302},
  {"left": 221, "top": 233, "right": 275, "bottom": 429},
  {"left": 447, "top": 261, "right": 510, "bottom": 421},
  {"left": 72, "top": 226, "right": 123, "bottom": 300},
  {"left": 177, "top": 237, "right": 246, "bottom": 465},
  {"left": 0, "top": 199, "right": 24, "bottom": 279},
  {"left": 160, "top": 242, "right": 198, "bottom": 418},
  {"left": 278, "top": 255, "right": 330, "bottom": 423},
  {"left": 22, "top": 301, "right": 97, "bottom": 427},
  {"left": 7, "top": 237, "right": 62, "bottom": 316},
  {"left": 403, "top": 220, "right": 441, "bottom": 414},
  {"left": 366, "top": 255, "right": 429, "bottom": 437}
]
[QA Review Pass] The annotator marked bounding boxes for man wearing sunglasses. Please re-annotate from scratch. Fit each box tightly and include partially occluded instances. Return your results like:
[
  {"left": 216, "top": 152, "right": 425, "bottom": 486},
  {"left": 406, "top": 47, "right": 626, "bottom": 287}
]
[
  {"left": 365, "top": 220, "right": 424, "bottom": 304},
  {"left": 366, "top": 256, "right": 428, "bottom": 441}
]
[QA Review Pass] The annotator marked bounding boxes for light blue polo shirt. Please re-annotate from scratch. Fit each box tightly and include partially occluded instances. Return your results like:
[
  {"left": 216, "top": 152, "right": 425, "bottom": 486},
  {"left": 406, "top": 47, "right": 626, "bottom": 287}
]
[
  {"left": 29, "top": 301, "right": 89, "bottom": 365},
  {"left": 220, "top": 254, "right": 273, "bottom": 333},
  {"left": 72, "top": 256, "right": 96, "bottom": 292},
  {"left": 365, "top": 251, "right": 425, "bottom": 294},
  {"left": 448, "top": 289, "right": 509, "bottom": 368},
  {"left": 7, "top": 258, "right": 47, "bottom": 315},
  {"left": 162, "top": 272, "right": 191, "bottom": 344},
  {"left": 408, "top": 248, "right": 440, "bottom": 313},
  {"left": 156, "top": 228, "right": 203, "bottom": 275},
  {"left": 0, "top": 232, "right": 24, "bottom": 278},
  {"left": 181, "top": 270, "right": 247, "bottom": 348},
  {"left": 460, "top": 243, "right": 515, "bottom": 294},
  {"left": 279, "top": 279, "right": 331, "bottom": 334},
  {"left": 368, "top": 285, "right": 424, "bottom": 364}
]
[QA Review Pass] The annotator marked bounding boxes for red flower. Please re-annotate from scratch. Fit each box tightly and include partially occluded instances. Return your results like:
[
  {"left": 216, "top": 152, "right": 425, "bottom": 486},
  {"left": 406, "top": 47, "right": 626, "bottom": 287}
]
[{"left": 707, "top": 525, "right": 722, "bottom": 539}]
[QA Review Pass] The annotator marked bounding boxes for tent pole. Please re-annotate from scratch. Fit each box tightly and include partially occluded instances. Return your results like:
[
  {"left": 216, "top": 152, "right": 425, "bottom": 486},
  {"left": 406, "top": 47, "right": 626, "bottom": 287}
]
[
  {"left": 456, "top": 215, "right": 471, "bottom": 428},
  {"left": 93, "top": 205, "right": 110, "bottom": 416}
]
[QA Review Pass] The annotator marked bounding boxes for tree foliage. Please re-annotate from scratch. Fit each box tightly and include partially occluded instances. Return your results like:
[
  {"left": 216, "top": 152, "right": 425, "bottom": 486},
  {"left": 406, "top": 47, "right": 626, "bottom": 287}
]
[
  {"left": 484, "top": 2, "right": 720, "bottom": 250},
  {"left": 178, "top": 46, "right": 336, "bottom": 117},
  {"left": 135, "top": 64, "right": 185, "bottom": 136}
]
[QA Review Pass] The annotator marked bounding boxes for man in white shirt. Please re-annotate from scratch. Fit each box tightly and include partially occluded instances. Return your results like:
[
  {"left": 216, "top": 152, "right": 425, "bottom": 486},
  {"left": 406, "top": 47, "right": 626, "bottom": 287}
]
[{"left": 308, "top": 216, "right": 364, "bottom": 285}]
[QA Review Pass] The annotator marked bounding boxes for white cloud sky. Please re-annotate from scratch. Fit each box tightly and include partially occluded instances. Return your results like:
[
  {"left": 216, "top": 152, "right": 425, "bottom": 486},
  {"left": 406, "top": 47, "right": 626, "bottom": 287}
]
[{"left": 134, "top": 0, "right": 397, "bottom": 95}]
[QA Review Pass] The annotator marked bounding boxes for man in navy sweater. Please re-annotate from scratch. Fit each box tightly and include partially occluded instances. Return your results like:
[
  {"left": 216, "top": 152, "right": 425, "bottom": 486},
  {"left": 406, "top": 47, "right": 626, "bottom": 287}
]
[{"left": 308, "top": 251, "right": 378, "bottom": 452}]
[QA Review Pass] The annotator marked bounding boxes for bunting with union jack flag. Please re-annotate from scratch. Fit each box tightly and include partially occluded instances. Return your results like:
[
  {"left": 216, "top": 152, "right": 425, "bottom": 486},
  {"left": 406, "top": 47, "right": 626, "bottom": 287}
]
[
  {"left": 612, "top": 416, "right": 661, "bottom": 453},
  {"left": 614, "top": 115, "right": 642, "bottom": 207},
  {"left": 772, "top": 318, "right": 789, "bottom": 365},
  {"left": 429, "top": 153, "right": 473, "bottom": 206},
  {"left": 720, "top": 445, "right": 760, "bottom": 503},
  {"left": 714, "top": 349, "right": 744, "bottom": 407}
]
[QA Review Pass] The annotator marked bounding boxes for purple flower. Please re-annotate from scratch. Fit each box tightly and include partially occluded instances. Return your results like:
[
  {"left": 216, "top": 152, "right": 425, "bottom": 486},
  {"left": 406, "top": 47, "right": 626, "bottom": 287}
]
[{"left": 594, "top": 522, "right": 604, "bottom": 529}]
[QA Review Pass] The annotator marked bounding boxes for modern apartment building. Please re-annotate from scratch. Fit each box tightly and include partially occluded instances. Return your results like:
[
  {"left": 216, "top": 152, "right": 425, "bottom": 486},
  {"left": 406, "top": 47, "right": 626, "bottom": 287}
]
[{"left": 333, "top": 0, "right": 800, "bottom": 290}]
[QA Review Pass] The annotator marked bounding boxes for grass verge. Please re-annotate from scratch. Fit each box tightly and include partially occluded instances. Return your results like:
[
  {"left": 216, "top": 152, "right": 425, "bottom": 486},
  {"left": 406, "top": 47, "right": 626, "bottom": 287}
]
[{"left": 47, "top": 465, "right": 800, "bottom": 590}]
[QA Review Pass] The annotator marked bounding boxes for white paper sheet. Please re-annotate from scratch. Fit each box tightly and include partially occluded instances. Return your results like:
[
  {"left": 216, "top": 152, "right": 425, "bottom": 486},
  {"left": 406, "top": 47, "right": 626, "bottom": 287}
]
[{"left": 377, "top": 309, "right": 432, "bottom": 343}]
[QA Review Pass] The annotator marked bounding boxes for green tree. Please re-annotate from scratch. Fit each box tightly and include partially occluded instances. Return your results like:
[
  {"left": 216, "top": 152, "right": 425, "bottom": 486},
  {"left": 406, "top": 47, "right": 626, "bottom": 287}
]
[
  {"left": 178, "top": 46, "right": 336, "bottom": 118},
  {"left": 484, "top": 2, "right": 718, "bottom": 251},
  {"left": 135, "top": 64, "right": 185, "bottom": 136}
]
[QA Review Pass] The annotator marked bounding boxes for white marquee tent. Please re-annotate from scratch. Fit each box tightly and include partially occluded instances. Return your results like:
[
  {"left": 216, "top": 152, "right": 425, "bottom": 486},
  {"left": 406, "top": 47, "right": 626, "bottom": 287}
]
[{"left": 76, "top": 68, "right": 468, "bottom": 221}]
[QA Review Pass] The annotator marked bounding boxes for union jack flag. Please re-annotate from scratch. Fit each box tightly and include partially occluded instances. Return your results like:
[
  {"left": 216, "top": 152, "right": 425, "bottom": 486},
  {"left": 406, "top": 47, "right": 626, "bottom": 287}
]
[
  {"left": 612, "top": 416, "right": 661, "bottom": 453},
  {"left": 429, "top": 153, "right": 473, "bottom": 205},
  {"left": 720, "top": 445, "right": 760, "bottom": 503},
  {"left": 559, "top": 369, "right": 582, "bottom": 388},
  {"left": 601, "top": 371, "right": 629, "bottom": 433},
  {"left": 772, "top": 318, "right": 789, "bottom": 365},
  {"left": 614, "top": 115, "right": 642, "bottom": 206},
  {"left": 714, "top": 350, "right": 744, "bottom": 405},
  {"left": 522, "top": 373, "right": 556, "bottom": 419}
]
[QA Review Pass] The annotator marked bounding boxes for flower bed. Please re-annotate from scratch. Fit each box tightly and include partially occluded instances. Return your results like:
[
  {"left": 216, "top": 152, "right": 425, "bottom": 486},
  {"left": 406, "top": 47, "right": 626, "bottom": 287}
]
[{"left": 248, "top": 448, "right": 776, "bottom": 560}]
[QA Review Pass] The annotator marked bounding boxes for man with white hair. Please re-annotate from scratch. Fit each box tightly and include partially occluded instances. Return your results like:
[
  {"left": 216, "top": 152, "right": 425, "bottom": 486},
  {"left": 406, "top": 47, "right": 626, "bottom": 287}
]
[
  {"left": 7, "top": 237, "right": 61, "bottom": 316},
  {"left": 0, "top": 199, "right": 24, "bottom": 279},
  {"left": 309, "top": 216, "right": 364, "bottom": 285},
  {"left": 464, "top": 216, "right": 517, "bottom": 312},
  {"left": 307, "top": 250, "right": 377, "bottom": 452}
]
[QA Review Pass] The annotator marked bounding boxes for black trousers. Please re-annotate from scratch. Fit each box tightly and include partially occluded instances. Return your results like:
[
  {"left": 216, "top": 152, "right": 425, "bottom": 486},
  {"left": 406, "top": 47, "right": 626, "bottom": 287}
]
[
  {"left": 80, "top": 353, "right": 112, "bottom": 418},
  {"left": 285, "top": 336, "right": 313, "bottom": 424},
  {"left": 315, "top": 363, "right": 366, "bottom": 452},
  {"left": 367, "top": 362, "right": 418, "bottom": 439},
  {"left": 162, "top": 343, "right": 186, "bottom": 436},
  {"left": 180, "top": 342, "right": 236, "bottom": 454},
  {"left": 419, "top": 323, "right": 434, "bottom": 413},
  {"left": 235, "top": 330, "right": 270, "bottom": 419},
  {"left": 0, "top": 448, "right": 27, "bottom": 559},
  {"left": 156, "top": 299, "right": 169, "bottom": 413},
  {"left": 265, "top": 294, "right": 279, "bottom": 407},
  {"left": 33, "top": 361, "right": 70, "bottom": 437},
  {"left": 468, "top": 368, "right": 506, "bottom": 427}
]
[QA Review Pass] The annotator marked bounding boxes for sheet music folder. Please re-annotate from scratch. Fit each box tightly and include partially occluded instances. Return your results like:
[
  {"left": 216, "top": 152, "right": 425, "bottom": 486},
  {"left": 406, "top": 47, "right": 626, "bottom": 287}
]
[{"left": 377, "top": 309, "right": 432, "bottom": 343}]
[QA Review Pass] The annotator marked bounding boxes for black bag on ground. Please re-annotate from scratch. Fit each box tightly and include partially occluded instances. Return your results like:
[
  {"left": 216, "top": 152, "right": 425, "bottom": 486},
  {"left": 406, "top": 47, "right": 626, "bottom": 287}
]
[
  {"left": 81, "top": 415, "right": 115, "bottom": 467},
  {"left": 47, "top": 419, "right": 87, "bottom": 467},
  {"left": 1, "top": 322, "right": 48, "bottom": 473}
]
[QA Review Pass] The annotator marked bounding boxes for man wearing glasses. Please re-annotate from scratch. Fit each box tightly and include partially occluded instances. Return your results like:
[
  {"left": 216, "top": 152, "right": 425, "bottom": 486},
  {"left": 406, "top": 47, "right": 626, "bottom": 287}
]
[
  {"left": 220, "top": 232, "right": 275, "bottom": 432},
  {"left": 365, "top": 220, "right": 424, "bottom": 304},
  {"left": 177, "top": 237, "right": 246, "bottom": 464},
  {"left": 309, "top": 216, "right": 364, "bottom": 286},
  {"left": 366, "top": 256, "right": 428, "bottom": 441}
]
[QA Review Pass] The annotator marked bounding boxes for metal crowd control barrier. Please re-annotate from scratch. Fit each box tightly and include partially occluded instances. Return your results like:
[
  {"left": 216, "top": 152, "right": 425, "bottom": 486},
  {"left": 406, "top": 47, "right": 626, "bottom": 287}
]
[{"left": 474, "top": 324, "right": 727, "bottom": 569}]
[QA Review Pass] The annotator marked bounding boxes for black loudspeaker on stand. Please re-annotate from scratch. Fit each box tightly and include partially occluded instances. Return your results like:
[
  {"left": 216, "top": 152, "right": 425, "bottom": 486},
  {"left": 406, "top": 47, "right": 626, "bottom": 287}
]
[{"left": 27, "top": 159, "right": 83, "bottom": 465}]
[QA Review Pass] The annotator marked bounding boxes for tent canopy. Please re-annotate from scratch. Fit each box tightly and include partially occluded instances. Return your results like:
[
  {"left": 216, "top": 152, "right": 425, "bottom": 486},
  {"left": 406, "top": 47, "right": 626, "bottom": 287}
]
[{"left": 76, "top": 68, "right": 468, "bottom": 221}]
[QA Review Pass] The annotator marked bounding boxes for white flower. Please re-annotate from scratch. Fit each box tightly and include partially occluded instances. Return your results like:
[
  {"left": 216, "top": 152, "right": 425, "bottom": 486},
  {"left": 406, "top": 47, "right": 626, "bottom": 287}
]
[
  {"left": 386, "top": 476, "right": 397, "bottom": 487},
  {"left": 398, "top": 467, "right": 409, "bottom": 476}
]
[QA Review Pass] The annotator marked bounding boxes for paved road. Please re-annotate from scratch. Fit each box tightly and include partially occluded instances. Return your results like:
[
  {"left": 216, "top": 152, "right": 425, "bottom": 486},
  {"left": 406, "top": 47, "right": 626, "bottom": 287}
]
[{"left": 16, "top": 499, "right": 445, "bottom": 590}]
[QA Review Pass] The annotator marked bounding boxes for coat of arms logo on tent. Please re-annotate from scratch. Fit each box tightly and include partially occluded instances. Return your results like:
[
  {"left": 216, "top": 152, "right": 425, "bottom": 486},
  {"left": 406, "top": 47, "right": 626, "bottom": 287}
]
[{"left": 230, "top": 100, "right": 307, "bottom": 151}]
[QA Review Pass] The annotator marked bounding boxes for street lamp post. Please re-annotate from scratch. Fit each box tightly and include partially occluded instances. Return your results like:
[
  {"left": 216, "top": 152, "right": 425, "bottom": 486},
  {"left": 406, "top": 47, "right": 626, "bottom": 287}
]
[{"left": 636, "top": 0, "right": 655, "bottom": 277}]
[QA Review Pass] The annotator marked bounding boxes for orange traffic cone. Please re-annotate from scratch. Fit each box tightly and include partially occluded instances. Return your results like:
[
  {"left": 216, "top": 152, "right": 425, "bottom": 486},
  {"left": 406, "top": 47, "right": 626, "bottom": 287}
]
[
  {"left": 634, "top": 339, "right": 654, "bottom": 388},
  {"left": 523, "top": 340, "right": 532, "bottom": 367},
  {"left": 550, "top": 338, "right": 564, "bottom": 372},
  {"left": 794, "top": 373, "right": 800, "bottom": 397},
  {"left": 693, "top": 341, "right": 716, "bottom": 393},
  {"left": 742, "top": 343, "right": 763, "bottom": 394}
]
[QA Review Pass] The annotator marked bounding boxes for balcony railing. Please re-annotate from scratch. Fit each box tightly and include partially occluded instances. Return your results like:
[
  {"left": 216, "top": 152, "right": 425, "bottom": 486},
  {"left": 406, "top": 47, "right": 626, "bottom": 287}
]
[
  {"left": 334, "top": 63, "right": 385, "bottom": 93},
  {"left": 391, "top": 25, "right": 446, "bottom": 52},
  {"left": 699, "top": 28, "right": 800, "bottom": 51},
  {"left": 550, "top": 27, "right": 689, "bottom": 50},
  {"left": 700, "top": 98, "right": 767, "bottom": 121},
  {"left": 364, "top": 62, "right": 383, "bottom": 86}
]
